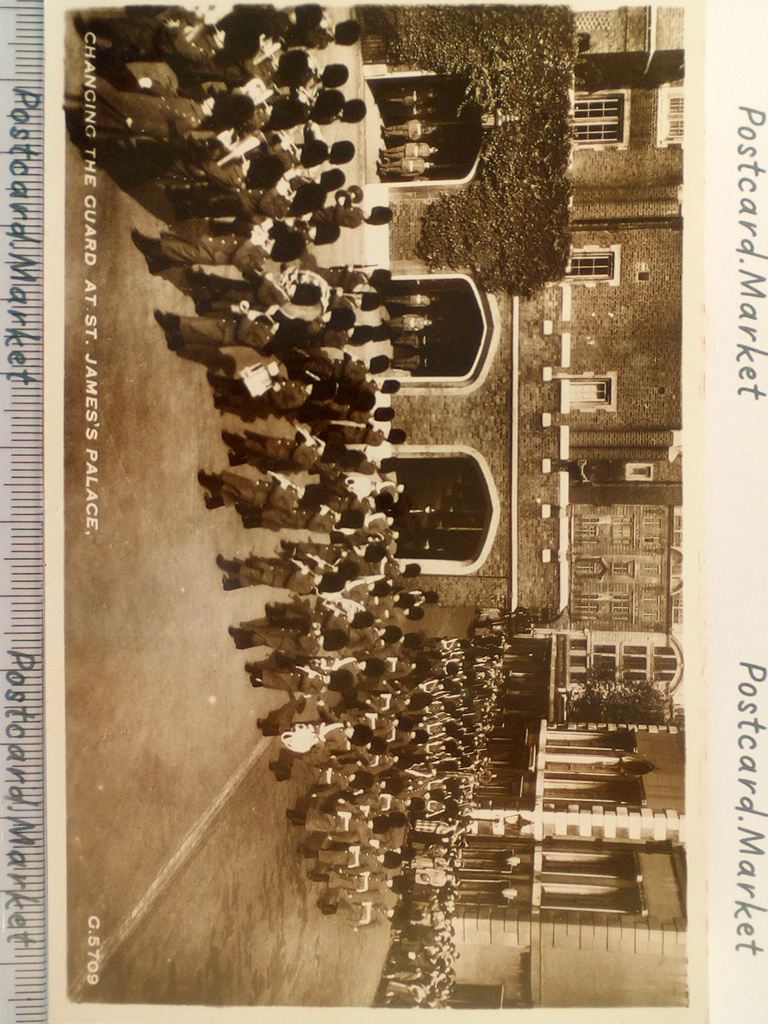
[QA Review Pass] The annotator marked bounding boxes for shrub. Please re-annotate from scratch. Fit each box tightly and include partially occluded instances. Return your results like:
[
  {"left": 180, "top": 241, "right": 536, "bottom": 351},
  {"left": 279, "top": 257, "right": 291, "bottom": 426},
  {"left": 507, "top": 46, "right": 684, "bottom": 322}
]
[
  {"left": 569, "top": 669, "right": 670, "bottom": 725},
  {"left": 363, "top": 5, "right": 576, "bottom": 295}
]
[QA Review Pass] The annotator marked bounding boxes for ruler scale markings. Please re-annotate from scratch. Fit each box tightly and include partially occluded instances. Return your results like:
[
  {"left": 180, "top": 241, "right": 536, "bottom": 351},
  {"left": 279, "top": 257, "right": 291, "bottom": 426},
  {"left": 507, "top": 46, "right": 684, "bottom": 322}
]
[{"left": 0, "top": 1, "right": 45, "bottom": 1022}]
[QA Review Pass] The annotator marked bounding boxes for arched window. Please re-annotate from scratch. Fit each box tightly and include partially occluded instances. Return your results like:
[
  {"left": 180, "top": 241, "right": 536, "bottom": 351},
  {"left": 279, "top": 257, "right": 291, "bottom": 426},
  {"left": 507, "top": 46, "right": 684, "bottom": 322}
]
[
  {"left": 379, "top": 274, "right": 499, "bottom": 391},
  {"left": 389, "top": 447, "right": 500, "bottom": 575}
]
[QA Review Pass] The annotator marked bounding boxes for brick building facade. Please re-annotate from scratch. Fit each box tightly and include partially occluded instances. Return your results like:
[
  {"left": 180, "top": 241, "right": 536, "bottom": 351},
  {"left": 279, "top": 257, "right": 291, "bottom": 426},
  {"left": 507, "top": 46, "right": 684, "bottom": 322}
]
[
  {"left": 360, "top": 6, "right": 684, "bottom": 636},
  {"left": 355, "top": 4, "right": 688, "bottom": 1006}
]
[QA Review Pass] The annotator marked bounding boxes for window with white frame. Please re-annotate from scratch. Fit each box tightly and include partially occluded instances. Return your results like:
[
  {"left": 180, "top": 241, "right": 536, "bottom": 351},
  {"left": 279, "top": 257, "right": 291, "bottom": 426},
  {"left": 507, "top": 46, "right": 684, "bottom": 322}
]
[
  {"left": 574, "top": 517, "right": 599, "bottom": 541},
  {"left": 654, "top": 652, "right": 678, "bottom": 675},
  {"left": 657, "top": 85, "right": 684, "bottom": 147},
  {"left": 567, "top": 251, "right": 613, "bottom": 279},
  {"left": 611, "top": 519, "right": 634, "bottom": 544},
  {"left": 640, "top": 592, "right": 663, "bottom": 624},
  {"left": 575, "top": 558, "right": 604, "bottom": 577},
  {"left": 611, "top": 595, "right": 632, "bottom": 620},
  {"left": 572, "top": 596, "right": 599, "bottom": 617},
  {"left": 611, "top": 560, "right": 634, "bottom": 577},
  {"left": 562, "top": 374, "right": 617, "bottom": 412},
  {"left": 673, "top": 513, "right": 683, "bottom": 547},
  {"left": 593, "top": 651, "right": 617, "bottom": 672},
  {"left": 578, "top": 378, "right": 612, "bottom": 404},
  {"left": 642, "top": 513, "right": 664, "bottom": 536},
  {"left": 571, "top": 93, "right": 626, "bottom": 144},
  {"left": 566, "top": 246, "right": 620, "bottom": 284}
]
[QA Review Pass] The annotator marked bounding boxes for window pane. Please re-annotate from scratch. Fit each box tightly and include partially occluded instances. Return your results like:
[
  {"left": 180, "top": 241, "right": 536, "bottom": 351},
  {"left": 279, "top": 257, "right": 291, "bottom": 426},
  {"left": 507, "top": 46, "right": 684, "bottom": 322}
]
[
  {"left": 612, "top": 560, "right": 634, "bottom": 576},
  {"left": 568, "top": 251, "right": 615, "bottom": 280},
  {"left": 572, "top": 95, "right": 624, "bottom": 142},
  {"left": 573, "top": 97, "right": 622, "bottom": 118},
  {"left": 593, "top": 654, "right": 616, "bottom": 671},
  {"left": 576, "top": 558, "right": 602, "bottom": 576},
  {"left": 623, "top": 655, "right": 647, "bottom": 670},
  {"left": 654, "top": 655, "right": 677, "bottom": 671}
]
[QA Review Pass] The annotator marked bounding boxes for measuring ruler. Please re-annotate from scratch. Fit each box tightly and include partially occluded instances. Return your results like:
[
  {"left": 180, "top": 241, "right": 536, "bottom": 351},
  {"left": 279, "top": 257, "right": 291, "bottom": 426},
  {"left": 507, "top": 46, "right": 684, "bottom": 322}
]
[{"left": 0, "top": 0, "right": 45, "bottom": 1022}]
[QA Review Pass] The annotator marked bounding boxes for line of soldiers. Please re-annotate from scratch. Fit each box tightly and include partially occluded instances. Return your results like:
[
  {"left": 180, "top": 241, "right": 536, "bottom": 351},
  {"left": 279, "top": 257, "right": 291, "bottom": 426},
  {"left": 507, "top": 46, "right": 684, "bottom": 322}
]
[
  {"left": 71, "top": 3, "right": 387, "bottom": 238},
  {"left": 275, "top": 635, "right": 508, "bottom": 994},
  {"left": 71, "top": 4, "right": 444, "bottom": 377},
  {"left": 371, "top": 645, "right": 511, "bottom": 1005},
  {"left": 379, "top": 888, "right": 459, "bottom": 1007},
  {"left": 69, "top": 5, "right": 515, "bottom": 1002}
]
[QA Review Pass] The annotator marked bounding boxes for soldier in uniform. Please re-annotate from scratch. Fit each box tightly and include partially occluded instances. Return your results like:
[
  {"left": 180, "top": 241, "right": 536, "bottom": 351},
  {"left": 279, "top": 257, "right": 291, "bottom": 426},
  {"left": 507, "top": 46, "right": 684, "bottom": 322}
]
[
  {"left": 221, "top": 426, "right": 323, "bottom": 471},
  {"left": 131, "top": 219, "right": 306, "bottom": 277},
  {"left": 381, "top": 118, "right": 438, "bottom": 141},
  {"left": 379, "top": 142, "right": 437, "bottom": 162},
  {"left": 378, "top": 155, "right": 435, "bottom": 181}
]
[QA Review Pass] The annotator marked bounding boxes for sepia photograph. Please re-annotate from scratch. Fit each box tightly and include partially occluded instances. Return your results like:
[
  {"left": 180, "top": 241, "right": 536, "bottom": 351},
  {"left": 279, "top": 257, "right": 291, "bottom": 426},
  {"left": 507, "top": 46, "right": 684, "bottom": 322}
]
[{"left": 53, "top": 0, "right": 691, "bottom": 1012}]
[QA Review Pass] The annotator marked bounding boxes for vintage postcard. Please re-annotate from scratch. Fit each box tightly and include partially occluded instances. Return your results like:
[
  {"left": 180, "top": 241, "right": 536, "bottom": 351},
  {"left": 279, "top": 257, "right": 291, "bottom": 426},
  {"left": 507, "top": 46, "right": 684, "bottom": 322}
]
[{"left": 42, "top": 1, "right": 710, "bottom": 1019}]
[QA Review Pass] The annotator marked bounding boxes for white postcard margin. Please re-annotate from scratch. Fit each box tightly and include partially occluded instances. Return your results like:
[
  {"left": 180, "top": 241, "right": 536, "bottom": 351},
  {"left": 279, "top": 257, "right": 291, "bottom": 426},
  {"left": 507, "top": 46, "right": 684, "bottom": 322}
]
[{"left": 705, "top": 0, "right": 768, "bottom": 1021}]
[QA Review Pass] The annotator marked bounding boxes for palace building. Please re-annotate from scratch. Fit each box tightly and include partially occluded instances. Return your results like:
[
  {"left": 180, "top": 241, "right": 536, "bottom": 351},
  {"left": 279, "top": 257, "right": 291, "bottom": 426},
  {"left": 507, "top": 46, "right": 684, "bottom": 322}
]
[
  {"left": 357, "top": 6, "right": 684, "bottom": 628},
  {"left": 357, "top": 6, "right": 688, "bottom": 1006}
]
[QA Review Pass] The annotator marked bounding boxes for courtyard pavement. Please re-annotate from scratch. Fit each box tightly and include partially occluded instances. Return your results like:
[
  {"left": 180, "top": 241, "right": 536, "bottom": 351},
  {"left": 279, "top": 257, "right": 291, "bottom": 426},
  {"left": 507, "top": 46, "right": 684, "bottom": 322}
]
[{"left": 63, "top": 36, "right": 391, "bottom": 1002}]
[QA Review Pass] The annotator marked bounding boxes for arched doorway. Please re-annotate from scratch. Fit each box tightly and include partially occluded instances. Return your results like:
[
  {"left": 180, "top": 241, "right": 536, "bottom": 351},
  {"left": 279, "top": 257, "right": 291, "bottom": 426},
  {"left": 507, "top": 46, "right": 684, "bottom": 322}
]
[
  {"left": 367, "top": 73, "right": 484, "bottom": 185},
  {"left": 378, "top": 274, "right": 499, "bottom": 389},
  {"left": 389, "top": 446, "right": 500, "bottom": 574}
]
